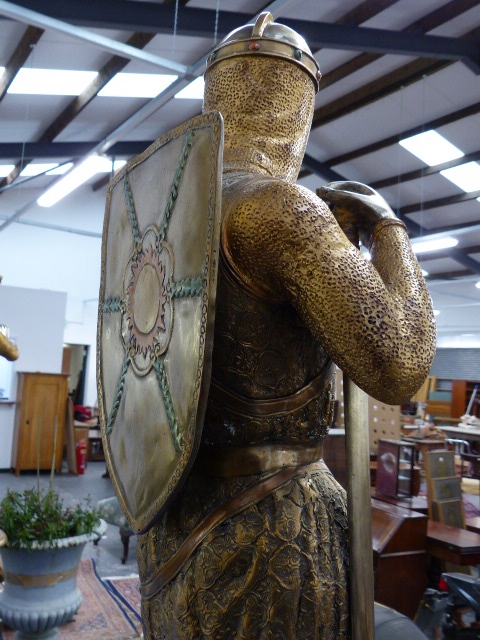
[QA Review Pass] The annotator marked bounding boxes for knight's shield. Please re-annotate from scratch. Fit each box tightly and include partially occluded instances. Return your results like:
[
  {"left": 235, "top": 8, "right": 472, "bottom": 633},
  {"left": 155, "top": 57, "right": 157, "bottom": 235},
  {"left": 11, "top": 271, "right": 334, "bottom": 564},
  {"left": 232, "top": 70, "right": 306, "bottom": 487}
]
[{"left": 97, "top": 112, "right": 223, "bottom": 534}]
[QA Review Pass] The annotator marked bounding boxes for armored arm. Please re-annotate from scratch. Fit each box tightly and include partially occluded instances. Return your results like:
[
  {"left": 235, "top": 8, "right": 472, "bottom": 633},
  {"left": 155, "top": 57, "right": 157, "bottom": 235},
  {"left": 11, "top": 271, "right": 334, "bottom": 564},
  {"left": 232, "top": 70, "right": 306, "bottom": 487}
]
[
  {"left": 224, "top": 178, "right": 436, "bottom": 405},
  {"left": 0, "top": 332, "right": 19, "bottom": 361}
]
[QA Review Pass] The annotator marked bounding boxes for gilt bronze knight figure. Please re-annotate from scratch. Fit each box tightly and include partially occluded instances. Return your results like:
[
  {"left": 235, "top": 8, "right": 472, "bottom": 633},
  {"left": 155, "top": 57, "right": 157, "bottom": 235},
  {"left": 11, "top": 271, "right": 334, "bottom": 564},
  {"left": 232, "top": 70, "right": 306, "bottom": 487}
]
[{"left": 98, "top": 12, "right": 436, "bottom": 640}]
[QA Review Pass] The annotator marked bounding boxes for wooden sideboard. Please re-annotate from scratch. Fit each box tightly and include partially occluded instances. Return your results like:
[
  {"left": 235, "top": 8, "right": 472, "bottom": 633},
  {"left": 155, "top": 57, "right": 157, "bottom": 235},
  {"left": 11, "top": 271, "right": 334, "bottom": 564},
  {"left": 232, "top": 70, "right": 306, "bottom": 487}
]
[{"left": 11, "top": 372, "right": 69, "bottom": 475}]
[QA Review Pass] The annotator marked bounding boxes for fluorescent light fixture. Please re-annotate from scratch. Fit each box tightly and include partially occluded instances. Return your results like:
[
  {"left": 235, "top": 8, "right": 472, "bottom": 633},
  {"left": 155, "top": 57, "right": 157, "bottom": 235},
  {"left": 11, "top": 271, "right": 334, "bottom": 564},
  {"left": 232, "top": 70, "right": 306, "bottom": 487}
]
[
  {"left": 476, "top": 281, "right": 480, "bottom": 289},
  {"left": 441, "top": 161, "right": 480, "bottom": 193},
  {"left": 421, "top": 269, "right": 429, "bottom": 277},
  {"left": 98, "top": 73, "right": 177, "bottom": 98},
  {"left": 0, "top": 164, "right": 15, "bottom": 177},
  {"left": 433, "top": 310, "right": 440, "bottom": 316},
  {"left": 175, "top": 76, "right": 204, "bottom": 99},
  {"left": 399, "top": 130, "right": 464, "bottom": 167},
  {"left": 411, "top": 236, "right": 458, "bottom": 254},
  {"left": 8, "top": 68, "right": 97, "bottom": 95},
  {"left": 37, "top": 157, "right": 127, "bottom": 207},
  {"left": 20, "top": 163, "right": 73, "bottom": 176},
  {"left": 0, "top": 66, "right": 4, "bottom": 75}
]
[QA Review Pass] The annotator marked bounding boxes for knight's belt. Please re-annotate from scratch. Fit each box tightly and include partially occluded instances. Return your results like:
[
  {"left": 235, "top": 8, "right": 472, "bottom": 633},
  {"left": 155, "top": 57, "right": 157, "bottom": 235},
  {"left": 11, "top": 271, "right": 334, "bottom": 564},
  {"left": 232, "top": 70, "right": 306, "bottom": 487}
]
[
  {"left": 140, "top": 459, "right": 328, "bottom": 601},
  {"left": 192, "top": 442, "right": 324, "bottom": 476},
  {"left": 209, "top": 359, "right": 335, "bottom": 418}
]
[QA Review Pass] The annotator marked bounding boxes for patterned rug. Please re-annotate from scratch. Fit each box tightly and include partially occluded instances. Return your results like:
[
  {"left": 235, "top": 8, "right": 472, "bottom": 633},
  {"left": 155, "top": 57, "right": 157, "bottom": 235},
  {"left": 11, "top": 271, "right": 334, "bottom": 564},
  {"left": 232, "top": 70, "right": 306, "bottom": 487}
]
[
  {"left": 104, "top": 576, "right": 141, "bottom": 624},
  {"left": 0, "top": 559, "right": 142, "bottom": 640},
  {"left": 463, "top": 496, "right": 480, "bottom": 519}
]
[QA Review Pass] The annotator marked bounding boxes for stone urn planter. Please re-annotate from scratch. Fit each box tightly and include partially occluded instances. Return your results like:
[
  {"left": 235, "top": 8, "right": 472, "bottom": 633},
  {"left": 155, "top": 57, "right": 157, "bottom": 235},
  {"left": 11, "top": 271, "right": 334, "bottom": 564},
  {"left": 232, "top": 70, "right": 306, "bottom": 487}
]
[
  {"left": 0, "top": 487, "right": 107, "bottom": 640},
  {"left": 0, "top": 520, "right": 106, "bottom": 640}
]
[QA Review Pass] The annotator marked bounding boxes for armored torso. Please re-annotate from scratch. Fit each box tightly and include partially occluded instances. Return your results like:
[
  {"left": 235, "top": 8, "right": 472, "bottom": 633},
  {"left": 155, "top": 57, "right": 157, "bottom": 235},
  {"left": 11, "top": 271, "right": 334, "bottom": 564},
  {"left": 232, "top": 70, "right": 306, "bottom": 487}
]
[{"left": 202, "top": 171, "right": 335, "bottom": 449}]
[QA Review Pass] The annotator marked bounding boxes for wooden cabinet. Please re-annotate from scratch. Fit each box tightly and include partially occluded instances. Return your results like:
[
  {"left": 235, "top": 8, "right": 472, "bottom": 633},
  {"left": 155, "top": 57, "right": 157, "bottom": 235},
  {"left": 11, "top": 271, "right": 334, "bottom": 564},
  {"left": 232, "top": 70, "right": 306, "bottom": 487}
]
[
  {"left": 372, "top": 498, "right": 428, "bottom": 618},
  {"left": 11, "top": 372, "right": 69, "bottom": 475},
  {"left": 375, "top": 439, "right": 415, "bottom": 498},
  {"left": 451, "top": 379, "right": 480, "bottom": 419}
]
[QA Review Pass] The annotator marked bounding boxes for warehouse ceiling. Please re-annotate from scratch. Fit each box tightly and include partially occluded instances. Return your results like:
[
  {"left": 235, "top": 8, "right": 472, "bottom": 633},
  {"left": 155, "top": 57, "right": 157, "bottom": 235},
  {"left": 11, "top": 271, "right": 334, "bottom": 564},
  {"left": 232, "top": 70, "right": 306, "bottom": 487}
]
[{"left": 0, "top": 0, "right": 480, "bottom": 340}]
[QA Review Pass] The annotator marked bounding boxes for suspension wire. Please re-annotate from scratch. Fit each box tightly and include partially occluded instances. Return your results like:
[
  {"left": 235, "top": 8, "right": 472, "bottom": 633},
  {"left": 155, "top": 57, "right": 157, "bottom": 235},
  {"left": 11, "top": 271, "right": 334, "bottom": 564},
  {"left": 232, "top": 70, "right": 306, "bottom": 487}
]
[
  {"left": 171, "top": 0, "right": 179, "bottom": 55},
  {"left": 214, "top": 0, "right": 220, "bottom": 45}
]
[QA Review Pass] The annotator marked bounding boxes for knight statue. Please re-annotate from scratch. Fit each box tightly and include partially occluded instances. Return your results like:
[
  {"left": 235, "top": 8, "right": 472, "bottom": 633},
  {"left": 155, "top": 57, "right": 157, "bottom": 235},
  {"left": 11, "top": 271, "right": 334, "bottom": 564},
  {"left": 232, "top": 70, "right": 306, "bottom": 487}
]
[{"left": 98, "top": 12, "right": 436, "bottom": 640}]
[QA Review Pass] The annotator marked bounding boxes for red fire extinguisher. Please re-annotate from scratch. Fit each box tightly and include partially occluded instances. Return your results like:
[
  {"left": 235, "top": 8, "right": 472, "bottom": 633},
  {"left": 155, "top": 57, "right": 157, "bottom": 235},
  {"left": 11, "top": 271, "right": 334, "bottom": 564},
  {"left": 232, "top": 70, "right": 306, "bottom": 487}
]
[{"left": 76, "top": 439, "right": 87, "bottom": 475}]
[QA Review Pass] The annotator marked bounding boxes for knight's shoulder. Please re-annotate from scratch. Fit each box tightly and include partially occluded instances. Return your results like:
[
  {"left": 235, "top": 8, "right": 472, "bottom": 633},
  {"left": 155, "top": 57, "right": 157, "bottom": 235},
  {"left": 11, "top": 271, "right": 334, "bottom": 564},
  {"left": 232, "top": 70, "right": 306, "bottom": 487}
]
[{"left": 230, "top": 176, "right": 322, "bottom": 212}]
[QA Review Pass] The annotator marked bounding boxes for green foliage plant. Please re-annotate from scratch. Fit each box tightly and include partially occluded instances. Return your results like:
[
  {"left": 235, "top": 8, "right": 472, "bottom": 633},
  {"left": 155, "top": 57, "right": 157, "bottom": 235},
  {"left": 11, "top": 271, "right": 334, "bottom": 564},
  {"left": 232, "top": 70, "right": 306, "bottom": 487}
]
[{"left": 0, "top": 488, "right": 99, "bottom": 550}]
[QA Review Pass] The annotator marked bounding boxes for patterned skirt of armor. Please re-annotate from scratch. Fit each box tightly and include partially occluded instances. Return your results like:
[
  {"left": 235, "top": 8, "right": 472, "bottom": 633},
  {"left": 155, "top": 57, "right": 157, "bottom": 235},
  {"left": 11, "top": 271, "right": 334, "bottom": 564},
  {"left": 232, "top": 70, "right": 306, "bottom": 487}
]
[{"left": 137, "top": 462, "right": 350, "bottom": 640}]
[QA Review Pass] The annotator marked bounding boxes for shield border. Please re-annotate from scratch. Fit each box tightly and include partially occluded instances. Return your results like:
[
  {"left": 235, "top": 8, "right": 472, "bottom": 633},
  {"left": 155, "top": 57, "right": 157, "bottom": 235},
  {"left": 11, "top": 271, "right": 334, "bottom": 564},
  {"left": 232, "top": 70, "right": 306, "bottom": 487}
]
[{"left": 97, "top": 111, "right": 224, "bottom": 534}]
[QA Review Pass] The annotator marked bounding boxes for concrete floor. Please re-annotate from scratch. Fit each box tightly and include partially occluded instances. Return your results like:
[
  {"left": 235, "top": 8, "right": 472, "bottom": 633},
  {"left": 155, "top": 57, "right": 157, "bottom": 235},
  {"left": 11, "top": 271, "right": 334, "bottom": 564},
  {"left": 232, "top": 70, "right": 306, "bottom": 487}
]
[{"left": 0, "top": 460, "right": 138, "bottom": 579}]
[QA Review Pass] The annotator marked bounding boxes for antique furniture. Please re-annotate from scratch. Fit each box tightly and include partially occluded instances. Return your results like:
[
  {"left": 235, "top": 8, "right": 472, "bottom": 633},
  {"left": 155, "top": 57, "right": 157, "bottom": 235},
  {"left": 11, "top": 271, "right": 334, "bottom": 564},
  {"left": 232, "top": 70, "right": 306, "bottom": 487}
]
[
  {"left": 424, "top": 449, "right": 465, "bottom": 527},
  {"left": 96, "top": 496, "right": 134, "bottom": 564},
  {"left": 451, "top": 379, "right": 480, "bottom": 419},
  {"left": 426, "top": 520, "right": 480, "bottom": 566},
  {"left": 11, "top": 372, "right": 69, "bottom": 475},
  {"left": 371, "top": 498, "right": 428, "bottom": 619},
  {"left": 375, "top": 439, "right": 415, "bottom": 498}
]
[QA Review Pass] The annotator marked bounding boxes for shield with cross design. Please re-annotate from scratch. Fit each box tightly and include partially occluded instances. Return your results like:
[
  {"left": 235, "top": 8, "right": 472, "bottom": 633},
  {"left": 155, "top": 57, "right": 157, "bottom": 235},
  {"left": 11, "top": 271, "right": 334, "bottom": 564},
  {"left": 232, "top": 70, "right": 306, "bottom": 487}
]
[{"left": 97, "top": 111, "right": 223, "bottom": 534}]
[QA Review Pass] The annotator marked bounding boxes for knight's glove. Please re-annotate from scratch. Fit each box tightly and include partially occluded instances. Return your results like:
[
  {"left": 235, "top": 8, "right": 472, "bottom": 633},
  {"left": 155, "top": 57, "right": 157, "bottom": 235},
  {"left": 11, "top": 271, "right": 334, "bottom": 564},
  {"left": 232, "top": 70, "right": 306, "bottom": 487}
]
[{"left": 317, "top": 181, "right": 406, "bottom": 250}]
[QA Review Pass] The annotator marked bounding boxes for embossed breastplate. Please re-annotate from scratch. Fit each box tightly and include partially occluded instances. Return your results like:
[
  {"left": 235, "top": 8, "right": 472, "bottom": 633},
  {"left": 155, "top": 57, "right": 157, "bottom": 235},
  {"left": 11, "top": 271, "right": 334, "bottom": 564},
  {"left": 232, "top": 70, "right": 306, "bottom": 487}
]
[{"left": 202, "top": 173, "right": 335, "bottom": 448}]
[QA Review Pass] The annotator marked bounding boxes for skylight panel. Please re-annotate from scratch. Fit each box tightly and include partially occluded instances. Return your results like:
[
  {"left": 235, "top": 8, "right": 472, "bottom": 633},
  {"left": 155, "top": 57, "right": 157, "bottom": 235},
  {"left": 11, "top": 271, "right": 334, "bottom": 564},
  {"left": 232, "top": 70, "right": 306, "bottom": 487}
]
[
  {"left": 37, "top": 157, "right": 127, "bottom": 207},
  {"left": 410, "top": 236, "right": 458, "bottom": 254},
  {"left": 98, "top": 73, "right": 177, "bottom": 98},
  {"left": 8, "top": 69, "right": 98, "bottom": 95},
  {"left": 399, "top": 130, "right": 464, "bottom": 167},
  {"left": 0, "top": 165, "right": 15, "bottom": 177},
  {"left": 20, "top": 163, "right": 73, "bottom": 176},
  {"left": 440, "top": 162, "right": 480, "bottom": 193},
  {"left": 175, "top": 77, "right": 204, "bottom": 99}
]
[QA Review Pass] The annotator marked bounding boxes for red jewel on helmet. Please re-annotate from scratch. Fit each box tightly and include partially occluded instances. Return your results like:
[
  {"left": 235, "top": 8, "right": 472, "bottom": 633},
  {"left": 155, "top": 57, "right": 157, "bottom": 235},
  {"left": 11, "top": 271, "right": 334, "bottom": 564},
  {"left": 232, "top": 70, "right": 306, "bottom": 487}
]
[{"left": 249, "top": 41, "right": 260, "bottom": 51}]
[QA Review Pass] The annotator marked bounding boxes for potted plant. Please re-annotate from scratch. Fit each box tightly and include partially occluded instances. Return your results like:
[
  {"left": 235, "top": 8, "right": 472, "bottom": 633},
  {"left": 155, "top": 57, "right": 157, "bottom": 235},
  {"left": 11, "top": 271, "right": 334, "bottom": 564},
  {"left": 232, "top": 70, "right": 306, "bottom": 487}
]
[{"left": 0, "top": 487, "right": 106, "bottom": 640}]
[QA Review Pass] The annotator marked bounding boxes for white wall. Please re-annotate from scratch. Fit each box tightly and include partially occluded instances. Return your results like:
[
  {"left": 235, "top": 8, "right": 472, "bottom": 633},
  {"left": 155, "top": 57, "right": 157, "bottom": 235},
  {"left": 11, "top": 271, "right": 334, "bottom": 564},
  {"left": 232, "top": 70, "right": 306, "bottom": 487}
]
[
  {"left": 0, "top": 183, "right": 104, "bottom": 408},
  {"left": 0, "top": 285, "right": 67, "bottom": 468}
]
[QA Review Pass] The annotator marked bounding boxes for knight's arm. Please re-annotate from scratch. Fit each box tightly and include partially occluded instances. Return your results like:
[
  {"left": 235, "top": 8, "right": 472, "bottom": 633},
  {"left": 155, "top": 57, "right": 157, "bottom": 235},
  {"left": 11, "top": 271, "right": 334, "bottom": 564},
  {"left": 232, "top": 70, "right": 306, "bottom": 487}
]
[
  {"left": 225, "top": 179, "right": 436, "bottom": 405},
  {"left": 0, "top": 332, "right": 19, "bottom": 361}
]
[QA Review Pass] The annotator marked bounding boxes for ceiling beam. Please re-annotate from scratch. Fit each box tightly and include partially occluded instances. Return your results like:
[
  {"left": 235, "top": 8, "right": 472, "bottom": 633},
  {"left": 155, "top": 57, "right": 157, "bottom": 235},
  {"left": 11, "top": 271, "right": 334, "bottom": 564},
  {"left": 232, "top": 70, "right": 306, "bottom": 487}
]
[
  {"left": 335, "top": 0, "right": 400, "bottom": 26},
  {"left": 420, "top": 245, "right": 480, "bottom": 262},
  {"left": 0, "top": 25, "right": 43, "bottom": 101},
  {"left": 0, "top": 31, "right": 156, "bottom": 189},
  {"left": 314, "top": 58, "right": 451, "bottom": 133},
  {"left": 41, "top": 32, "right": 156, "bottom": 144},
  {"left": 314, "top": 0, "right": 478, "bottom": 93},
  {"left": 0, "top": 141, "right": 153, "bottom": 158},
  {"left": 328, "top": 102, "right": 480, "bottom": 168},
  {"left": 418, "top": 246, "right": 480, "bottom": 276},
  {"left": 3, "top": 0, "right": 480, "bottom": 70},
  {"left": 426, "top": 269, "right": 473, "bottom": 281},
  {"left": 399, "top": 190, "right": 480, "bottom": 216},
  {"left": 371, "top": 150, "right": 480, "bottom": 189},
  {"left": 0, "top": 0, "right": 188, "bottom": 73},
  {"left": 301, "top": 155, "right": 345, "bottom": 183}
]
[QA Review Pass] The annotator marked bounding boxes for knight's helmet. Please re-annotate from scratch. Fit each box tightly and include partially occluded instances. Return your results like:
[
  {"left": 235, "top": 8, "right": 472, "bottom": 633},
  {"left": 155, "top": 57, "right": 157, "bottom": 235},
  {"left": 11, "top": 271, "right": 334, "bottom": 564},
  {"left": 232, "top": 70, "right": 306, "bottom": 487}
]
[{"left": 203, "top": 12, "right": 321, "bottom": 182}]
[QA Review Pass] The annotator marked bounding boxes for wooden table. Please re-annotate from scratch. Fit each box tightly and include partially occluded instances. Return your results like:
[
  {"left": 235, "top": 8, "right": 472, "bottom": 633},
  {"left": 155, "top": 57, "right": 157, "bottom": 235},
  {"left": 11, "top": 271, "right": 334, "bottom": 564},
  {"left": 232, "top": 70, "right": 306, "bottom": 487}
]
[
  {"left": 372, "top": 489, "right": 428, "bottom": 514},
  {"left": 426, "top": 520, "right": 480, "bottom": 566},
  {"left": 438, "top": 425, "right": 480, "bottom": 443},
  {"left": 466, "top": 516, "right": 480, "bottom": 535}
]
